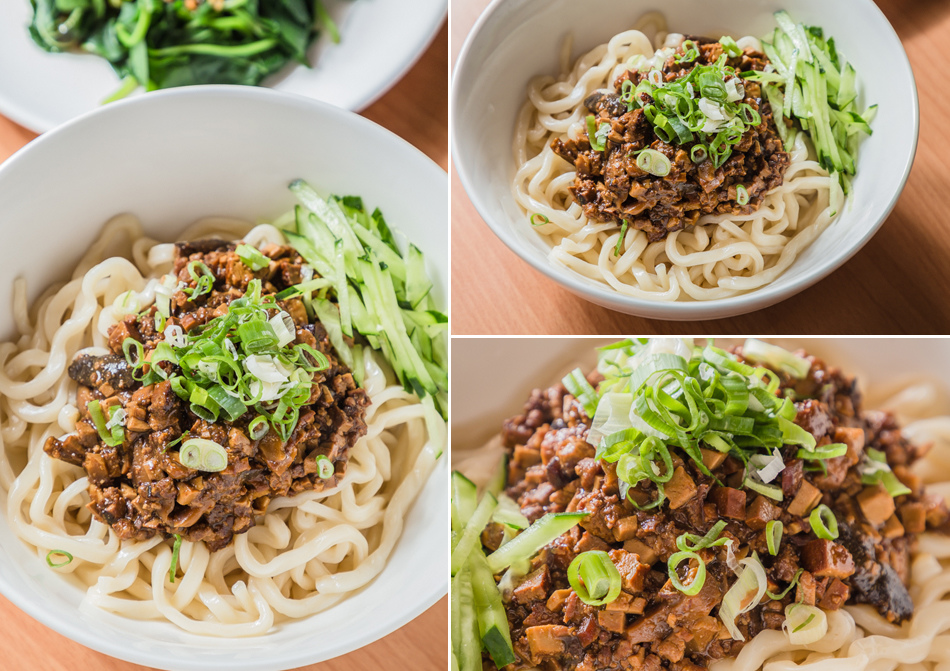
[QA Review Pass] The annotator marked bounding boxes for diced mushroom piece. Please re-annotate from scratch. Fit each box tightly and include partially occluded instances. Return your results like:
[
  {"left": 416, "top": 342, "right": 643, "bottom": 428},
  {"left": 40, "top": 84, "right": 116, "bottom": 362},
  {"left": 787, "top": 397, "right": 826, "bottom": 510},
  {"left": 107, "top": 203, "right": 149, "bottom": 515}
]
[
  {"left": 801, "top": 539, "right": 855, "bottom": 579},
  {"left": 900, "top": 502, "right": 927, "bottom": 534},
  {"left": 623, "top": 538, "right": 659, "bottom": 565},
  {"left": 609, "top": 549, "right": 649, "bottom": 594},
  {"left": 745, "top": 495, "right": 781, "bottom": 530},
  {"left": 513, "top": 566, "right": 550, "bottom": 604},
  {"left": 699, "top": 448, "right": 727, "bottom": 471},
  {"left": 664, "top": 466, "right": 697, "bottom": 510},
  {"left": 858, "top": 484, "right": 896, "bottom": 526},
  {"left": 882, "top": 514, "right": 905, "bottom": 539},
  {"left": 526, "top": 625, "right": 572, "bottom": 660},
  {"left": 712, "top": 486, "right": 746, "bottom": 519},
  {"left": 834, "top": 426, "right": 865, "bottom": 465},
  {"left": 818, "top": 577, "right": 851, "bottom": 610},
  {"left": 480, "top": 522, "right": 506, "bottom": 552},
  {"left": 781, "top": 458, "right": 804, "bottom": 498},
  {"left": 613, "top": 516, "right": 639, "bottom": 541},
  {"left": 787, "top": 479, "right": 822, "bottom": 517},
  {"left": 514, "top": 444, "right": 542, "bottom": 466},
  {"left": 546, "top": 588, "right": 572, "bottom": 612},
  {"left": 598, "top": 609, "right": 626, "bottom": 633}
]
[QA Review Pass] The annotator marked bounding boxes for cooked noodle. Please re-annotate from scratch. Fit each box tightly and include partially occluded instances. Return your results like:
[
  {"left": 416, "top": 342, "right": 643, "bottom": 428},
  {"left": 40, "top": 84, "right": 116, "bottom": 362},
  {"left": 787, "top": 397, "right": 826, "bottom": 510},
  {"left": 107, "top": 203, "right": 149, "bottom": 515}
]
[
  {"left": 454, "top": 363, "right": 950, "bottom": 671},
  {"left": 0, "top": 214, "right": 445, "bottom": 636},
  {"left": 511, "top": 14, "right": 844, "bottom": 301}
]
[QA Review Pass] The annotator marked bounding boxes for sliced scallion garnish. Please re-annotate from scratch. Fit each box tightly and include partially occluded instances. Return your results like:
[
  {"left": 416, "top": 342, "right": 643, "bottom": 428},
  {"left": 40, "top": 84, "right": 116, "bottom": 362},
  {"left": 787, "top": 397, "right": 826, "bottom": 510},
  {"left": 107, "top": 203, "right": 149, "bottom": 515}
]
[
  {"left": 809, "top": 504, "right": 839, "bottom": 540},
  {"left": 235, "top": 243, "right": 270, "bottom": 271},
  {"left": 179, "top": 438, "right": 229, "bottom": 472},
  {"left": 766, "top": 519, "right": 783, "bottom": 556},
  {"left": 168, "top": 534, "right": 182, "bottom": 584},
  {"left": 46, "top": 550, "right": 73, "bottom": 568},
  {"left": 567, "top": 551, "right": 622, "bottom": 606},
  {"left": 667, "top": 550, "right": 705, "bottom": 596}
]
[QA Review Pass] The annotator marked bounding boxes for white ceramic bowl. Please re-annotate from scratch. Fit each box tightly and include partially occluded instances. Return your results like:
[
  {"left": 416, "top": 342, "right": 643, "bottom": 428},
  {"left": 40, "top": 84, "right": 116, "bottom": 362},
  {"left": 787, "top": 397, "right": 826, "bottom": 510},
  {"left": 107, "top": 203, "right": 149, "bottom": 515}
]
[
  {"left": 0, "top": 86, "right": 447, "bottom": 670},
  {"left": 452, "top": 0, "right": 918, "bottom": 321},
  {"left": 0, "top": 0, "right": 446, "bottom": 132}
]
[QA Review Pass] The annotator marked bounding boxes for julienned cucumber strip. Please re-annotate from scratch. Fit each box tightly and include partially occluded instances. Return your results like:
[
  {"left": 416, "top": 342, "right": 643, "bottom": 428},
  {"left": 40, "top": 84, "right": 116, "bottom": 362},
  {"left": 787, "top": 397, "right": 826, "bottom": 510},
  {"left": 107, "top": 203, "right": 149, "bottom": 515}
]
[
  {"left": 281, "top": 181, "right": 447, "bottom": 418},
  {"left": 451, "top": 493, "right": 498, "bottom": 576},
  {"left": 486, "top": 511, "right": 588, "bottom": 574},
  {"left": 455, "top": 567, "right": 481, "bottom": 671},
  {"left": 470, "top": 548, "right": 517, "bottom": 667},
  {"left": 452, "top": 471, "right": 478, "bottom": 534},
  {"left": 492, "top": 494, "right": 530, "bottom": 529}
]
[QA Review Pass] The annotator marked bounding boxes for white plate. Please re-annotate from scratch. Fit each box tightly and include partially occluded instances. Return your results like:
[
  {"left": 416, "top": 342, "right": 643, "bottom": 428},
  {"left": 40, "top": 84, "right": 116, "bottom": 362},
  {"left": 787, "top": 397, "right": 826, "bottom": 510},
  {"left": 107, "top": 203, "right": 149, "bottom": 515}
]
[
  {"left": 451, "top": 338, "right": 950, "bottom": 454},
  {"left": 0, "top": 86, "right": 448, "bottom": 671},
  {"left": 0, "top": 0, "right": 446, "bottom": 133}
]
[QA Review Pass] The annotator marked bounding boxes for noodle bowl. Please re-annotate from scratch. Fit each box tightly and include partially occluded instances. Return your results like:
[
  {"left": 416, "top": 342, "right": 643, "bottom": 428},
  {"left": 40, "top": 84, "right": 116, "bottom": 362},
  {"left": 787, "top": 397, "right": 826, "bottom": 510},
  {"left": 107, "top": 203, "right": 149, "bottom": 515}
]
[
  {"left": 0, "top": 214, "right": 445, "bottom": 637},
  {"left": 512, "top": 14, "right": 844, "bottom": 302}
]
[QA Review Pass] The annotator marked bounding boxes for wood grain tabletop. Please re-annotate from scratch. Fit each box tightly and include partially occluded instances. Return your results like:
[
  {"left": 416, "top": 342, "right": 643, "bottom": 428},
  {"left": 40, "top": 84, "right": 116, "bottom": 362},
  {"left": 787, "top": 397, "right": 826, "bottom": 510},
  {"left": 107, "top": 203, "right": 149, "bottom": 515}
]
[
  {"left": 451, "top": 0, "right": 950, "bottom": 335},
  {"left": 0, "top": 20, "right": 448, "bottom": 671}
]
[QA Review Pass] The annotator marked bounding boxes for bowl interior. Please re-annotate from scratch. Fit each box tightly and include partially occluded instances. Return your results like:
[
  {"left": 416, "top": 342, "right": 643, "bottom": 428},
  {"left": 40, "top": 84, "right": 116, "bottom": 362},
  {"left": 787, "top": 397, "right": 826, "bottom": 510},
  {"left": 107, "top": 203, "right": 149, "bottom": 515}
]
[
  {"left": 452, "top": 0, "right": 916, "bottom": 320},
  {"left": 0, "top": 87, "right": 448, "bottom": 671}
]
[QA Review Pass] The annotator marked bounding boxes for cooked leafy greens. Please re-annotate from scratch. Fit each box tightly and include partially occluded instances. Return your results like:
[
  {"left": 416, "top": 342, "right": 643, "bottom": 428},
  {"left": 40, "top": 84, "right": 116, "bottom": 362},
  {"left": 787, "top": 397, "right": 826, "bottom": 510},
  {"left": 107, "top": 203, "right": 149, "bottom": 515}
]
[{"left": 28, "top": 0, "right": 343, "bottom": 101}]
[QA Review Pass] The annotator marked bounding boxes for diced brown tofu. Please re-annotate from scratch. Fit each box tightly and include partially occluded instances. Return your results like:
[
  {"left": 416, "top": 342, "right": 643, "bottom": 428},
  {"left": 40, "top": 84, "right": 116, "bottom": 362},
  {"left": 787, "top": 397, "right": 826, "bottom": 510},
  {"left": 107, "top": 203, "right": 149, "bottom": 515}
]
[
  {"left": 526, "top": 625, "right": 572, "bottom": 660},
  {"left": 745, "top": 495, "right": 781, "bottom": 531},
  {"left": 513, "top": 567, "right": 550, "bottom": 604},
  {"left": 818, "top": 577, "right": 850, "bottom": 610},
  {"left": 801, "top": 539, "right": 855, "bottom": 579},
  {"left": 546, "top": 588, "right": 571, "bottom": 612},
  {"left": 575, "top": 531, "right": 610, "bottom": 554},
  {"left": 614, "top": 516, "right": 639, "bottom": 542},
  {"left": 796, "top": 570, "right": 816, "bottom": 606},
  {"left": 712, "top": 487, "right": 746, "bottom": 519},
  {"left": 834, "top": 426, "right": 865, "bottom": 465},
  {"left": 883, "top": 514, "right": 905, "bottom": 539},
  {"left": 655, "top": 635, "right": 685, "bottom": 663},
  {"left": 604, "top": 592, "right": 646, "bottom": 614},
  {"left": 858, "top": 484, "right": 896, "bottom": 526},
  {"left": 787, "top": 479, "right": 822, "bottom": 517},
  {"left": 623, "top": 538, "right": 659, "bottom": 565},
  {"left": 700, "top": 448, "right": 727, "bottom": 471},
  {"left": 900, "top": 502, "right": 927, "bottom": 533},
  {"left": 598, "top": 610, "right": 626, "bottom": 633},
  {"left": 514, "top": 444, "right": 542, "bottom": 466},
  {"left": 609, "top": 549, "right": 649, "bottom": 594},
  {"left": 689, "top": 616, "right": 722, "bottom": 650},
  {"left": 665, "top": 466, "right": 697, "bottom": 510},
  {"left": 782, "top": 458, "right": 804, "bottom": 498}
]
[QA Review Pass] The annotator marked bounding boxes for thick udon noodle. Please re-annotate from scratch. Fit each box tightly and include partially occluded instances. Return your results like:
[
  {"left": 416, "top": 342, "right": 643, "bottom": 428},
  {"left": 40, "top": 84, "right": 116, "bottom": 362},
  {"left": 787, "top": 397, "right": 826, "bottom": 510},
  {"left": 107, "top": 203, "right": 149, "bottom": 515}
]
[
  {"left": 0, "top": 214, "right": 445, "bottom": 636},
  {"left": 453, "top": 372, "right": 950, "bottom": 671},
  {"left": 511, "top": 13, "right": 844, "bottom": 301}
]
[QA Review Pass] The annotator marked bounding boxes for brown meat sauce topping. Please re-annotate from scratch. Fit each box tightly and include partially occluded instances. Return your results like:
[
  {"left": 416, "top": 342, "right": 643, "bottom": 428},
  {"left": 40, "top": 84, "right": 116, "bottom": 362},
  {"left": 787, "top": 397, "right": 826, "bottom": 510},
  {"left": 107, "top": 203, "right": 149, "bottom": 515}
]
[
  {"left": 45, "top": 240, "right": 368, "bottom": 552},
  {"left": 551, "top": 39, "right": 790, "bottom": 242},
  {"left": 492, "top": 350, "right": 948, "bottom": 671}
]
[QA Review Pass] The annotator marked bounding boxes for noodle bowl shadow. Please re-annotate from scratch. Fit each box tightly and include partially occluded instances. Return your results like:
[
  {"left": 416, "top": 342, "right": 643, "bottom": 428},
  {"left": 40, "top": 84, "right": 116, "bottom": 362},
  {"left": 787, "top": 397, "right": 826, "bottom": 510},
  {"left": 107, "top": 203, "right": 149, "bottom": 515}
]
[
  {"left": 0, "top": 86, "right": 447, "bottom": 670},
  {"left": 452, "top": 0, "right": 918, "bottom": 320}
]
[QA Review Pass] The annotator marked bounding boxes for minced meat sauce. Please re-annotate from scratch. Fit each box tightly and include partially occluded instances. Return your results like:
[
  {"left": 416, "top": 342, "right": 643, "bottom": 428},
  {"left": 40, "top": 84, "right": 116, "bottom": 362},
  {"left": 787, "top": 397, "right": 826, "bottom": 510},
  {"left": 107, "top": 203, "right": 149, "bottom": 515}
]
[
  {"left": 552, "top": 38, "right": 789, "bottom": 242},
  {"left": 44, "top": 240, "right": 368, "bottom": 552},
  {"left": 490, "top": 350, "right": 948, "bottom": 671}
]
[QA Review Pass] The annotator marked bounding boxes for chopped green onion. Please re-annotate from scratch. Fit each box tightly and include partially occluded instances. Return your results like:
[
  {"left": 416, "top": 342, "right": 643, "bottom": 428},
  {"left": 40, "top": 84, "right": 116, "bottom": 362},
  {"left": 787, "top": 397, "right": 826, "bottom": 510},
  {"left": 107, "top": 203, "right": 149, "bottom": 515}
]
[
  {"left": 784, "top": 603, "right": 827, "bottom": 644},
  {"left": 614, "top": 220, "right": 630, "bottom": 256},
  {"left": 168, "top": 534, "right": 182, "bottom": 583},
  {"left": 719, "top": 555, "right": 768, "bottom": 641},
  {"left": 46, "top": 550, "right": 73, "bottom": 568},
  {"left": 316, "top": 455, "right": 334, "bottom": 479},
  {"left": 530, "top": 213, "right": 550, "bottom": 226},
  {"left": 766, "top": 520, "right": 783, "bottom": 556},
  {"left": 248, "top": 415, "right": 268, "bottom": 440},
  {"left": 562, "top": 368, "right": 599, "bottom": 418},
  {"left": 667, "top": 550, "right": 705, "bottom": 596},
  {"left": 568, "top": 551, "right": 622, "bottom": 606},
  {"left": 179, "top": 438, "right": 229, "bottom": 472},
  {"left": 586, "top": 115, "right": 608, "bottom": 151},
  {"left": 236, "top": 243, "right": 270, "bottom": 271},
  {"left": 719, "top": 35, "right": 743, "bottom": 58},
  {"left": 676, "top": 520, "right": 729, "bottom": 552},
  {"left": 636, "top": 148, "right": 672, "bottom": 177},
  {"left": 690, "top": 145, "right": 708, "bottom": 163},
  {"left": 736, "top": 184, "right": 750, "bottom": 206},
  {"left": 809, "top": 504, "right": 838, "bottom": 540},
  {"left": 797, "top": 443, "right": 847, "bottom": 460},
  {"left": 87, "top": 400, "right": 124, "bottom": 447},
  {"left": 742, "top": 339, "right": 811, "bottom": 378},
  {"left": 767, "top": 568, "right": 802, "bottom": 600}
]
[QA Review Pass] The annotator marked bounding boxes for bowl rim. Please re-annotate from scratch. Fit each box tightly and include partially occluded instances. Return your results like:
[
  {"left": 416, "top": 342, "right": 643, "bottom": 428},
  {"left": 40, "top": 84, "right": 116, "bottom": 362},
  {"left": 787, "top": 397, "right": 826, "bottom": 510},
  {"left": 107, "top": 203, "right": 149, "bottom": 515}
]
[
  {"left": 0, "top": 0, "right": 448, "bottom": 133},
  {"left": 451, "top": 0, "right": 919, "bottom": 321},
  {"left": 0, "top": 84, "right": 448, "bottom": 671}
]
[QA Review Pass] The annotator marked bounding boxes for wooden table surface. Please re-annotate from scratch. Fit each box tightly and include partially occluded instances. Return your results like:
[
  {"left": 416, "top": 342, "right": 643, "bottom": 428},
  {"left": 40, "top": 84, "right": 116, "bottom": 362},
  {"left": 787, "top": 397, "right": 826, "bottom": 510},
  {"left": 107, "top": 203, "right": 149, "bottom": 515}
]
[
  {"left": 0, "top": 21, "right": 448, "bottom": 671},
  {"left": 451, "top": 0, "right": 950, "bottom": 335}
]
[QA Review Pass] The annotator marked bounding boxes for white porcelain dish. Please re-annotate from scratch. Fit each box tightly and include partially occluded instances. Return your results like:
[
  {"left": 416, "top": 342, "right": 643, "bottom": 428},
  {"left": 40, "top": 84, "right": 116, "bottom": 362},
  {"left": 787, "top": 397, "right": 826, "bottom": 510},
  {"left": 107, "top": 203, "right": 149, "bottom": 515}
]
[
  {"left": 0, "top": 86, "right": 448, "bottom": 671},
  {"left": 0, "top": 0, "right": 445, "bottom": 133},
  {"left": 452, "top": 0, "right": 918, "bottom": 321},
  {"left": 451, "top": 338, "right": 950, "bottom": 454}
]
